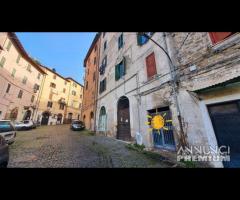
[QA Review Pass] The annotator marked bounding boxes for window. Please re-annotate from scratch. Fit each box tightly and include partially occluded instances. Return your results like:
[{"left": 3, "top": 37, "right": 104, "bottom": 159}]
[
  {"left": 94, "top": 45, "right": 97, "bottom": 52},
  {"left": 100, "top": 56, "right": 107, "bottom": 75},
  {"left": 18, "top": 90, "right": 23, "bottom": 99},
  {"left": 0, "top": 57, "right": 6, "bottom": 68},
  {"left": 6, "top": 83, "right": 11, "bottom": 93},
  {"left": 72, "top": 90, "right": 76, "bottom": 96},
  {"left": 104, "top": 41, "right": 107, "bottom": 50},
  {"left": 118, "top": 33, "right": 124, "bottom": 49},
  {"left": 59, "top": 104, "right": 65, "bottom": 110},
  {"left": 115, "top": 58, "right": 126, "bottom": 81},
  {"left": 79, "top": 103, "right": 82, "bottom": 109},
  {"left": 22, "top": 76, "right": 28, "bottom": 84},
  {"left": 209, "top": 32, "right": 236, "bottom": 45},
  {"left": 80, "top": 94, "right": 82, "bottom": 99},
  {"left": 47, "top": 101, "right": 53, "bottom": 108},
  {"left": 11, "top": 68, "right": 16, "bottom": 77},
  {"left": 6, "top": 41, "right": 12, "bottom": 51},
  {"left": 99, "top": 78, "right": 106, "bottom": 94},
  {"left": 50, "top": 82, "right": 56, "bottom": 88},
  {"left": 137, "top": 32, "right": 154, "bottom": 46},
  {"left": 93, "top": 72, "right": 96, "bottom": 82},
  {"left": 94, "top": 57, "right": 97, "bottom": 65},
  {"left": 33, "top": 84, "right": 40, "bottom": 90},
  {"left": 146, "top": 52, "right": 157, "bottom": 79},
  {"left": 53, "top": 74, "right": 57, "bottom": 79},
  {"left": 64, "top": 81, "right": 67, "bottom": 85},
  {"left": 31, "top": 95, "right": 35, "bottom": 103},
  {"left": 63, "top": 88, "right": 66, "bottom": 93},
  {"left": 16, "top": 54, "right": 21, "bottom": 64},
  {"left": 86, "top": 81, "right": 88, "bottom": 90},
  {"left": 37, "top": 73, "right": 41, "bottom": 80},
  {"left": 27, "top": 64, "right": 31, "bottom": 72}
]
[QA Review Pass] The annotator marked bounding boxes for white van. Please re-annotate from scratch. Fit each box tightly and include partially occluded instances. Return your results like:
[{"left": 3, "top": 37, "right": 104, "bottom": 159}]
[{"left": 0, "top": 120, "right": 16, "bottom": 144}]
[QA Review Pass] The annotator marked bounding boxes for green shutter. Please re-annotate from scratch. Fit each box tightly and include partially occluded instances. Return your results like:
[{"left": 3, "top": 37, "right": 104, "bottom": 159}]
[
  {"left": 0, "top": 57, "right": 6, "bottom": 68},
  {"left": 16, "top": 55, "right": 21, "bottom": 63},
  {"left": 115, "top": 64, "right": 120, "bottom": 81},
  {"left": 6, "top": 41, "right": 12, "bottom": 51}
]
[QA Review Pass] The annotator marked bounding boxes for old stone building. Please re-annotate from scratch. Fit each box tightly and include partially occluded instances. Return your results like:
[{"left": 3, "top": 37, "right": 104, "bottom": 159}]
[
  {"left": 95, "top": 32, "right": 182, "bottom": 150},
  {"left": 169, "top": 32, "right": 240, "bottom": 167},
  {"left": 0, "top": 32, "right": 46, "bottom": 121},
  {"left": 82, "top": 33, "right": 101, "bottom": 131},
  {"left": 35, "top": 66, "right": 83, "bottom": 125}
]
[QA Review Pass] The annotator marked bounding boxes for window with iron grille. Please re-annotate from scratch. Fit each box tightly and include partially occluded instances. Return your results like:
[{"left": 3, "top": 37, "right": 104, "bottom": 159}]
[
  {"left": 47, "top": 101, "right": 53, "bottom": 108},
  {"left": 146, "top": 52, "right": 157, "bottom": 79},
  {"left": 115, "top": 58, "right": 126, "bottom": 81},
  {"left": 22, "top": 76, "right": 28, "bottom": 84},
  {"left": 99, "top": 78, "right": 106, "bottom": 94},
  {"left": 50, "top": 82, "right": 56, "bottom": 88}
]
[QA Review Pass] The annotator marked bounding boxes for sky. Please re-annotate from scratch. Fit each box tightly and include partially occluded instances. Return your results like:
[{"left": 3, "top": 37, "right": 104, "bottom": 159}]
[{"left": 16, "top": 32, "right": 96, "bottom": 85}]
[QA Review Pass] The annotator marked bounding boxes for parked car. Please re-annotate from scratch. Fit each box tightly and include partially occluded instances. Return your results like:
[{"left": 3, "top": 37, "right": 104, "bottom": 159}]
[
  {"left": 0, "top": 120, "right": 16, "bottom": 144},
  {"left": 14, "top": 120, "right": 36, "bottom": 131},
  {"left": 0, "top": 135, "right": 9, "bottom": 168},
  {"left": 70, "top": 120, "right": 85, "bottom": 131}
]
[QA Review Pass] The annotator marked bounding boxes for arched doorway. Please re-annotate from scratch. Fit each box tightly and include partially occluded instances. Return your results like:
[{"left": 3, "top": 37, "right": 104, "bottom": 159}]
[
  {"left": 117, "top": 96, "right": 131, "bottom": 141},
  {"left": 9, "top": 107, "right": 18, "bottom": 120},
  {"left": 57, "top": 113, "right": 63, "bottom": 124},
  {"left": 99, "top": 106, "right": 107, "bottom": 134},
  {"left": 90, "top": 111, "right": 94, "bottom": 131},
  {"left": 23, "top": 110, "right": 32, "bottom": 120},
  {"left": 41, "top": 111, "right": 50, "bottom": 125}
]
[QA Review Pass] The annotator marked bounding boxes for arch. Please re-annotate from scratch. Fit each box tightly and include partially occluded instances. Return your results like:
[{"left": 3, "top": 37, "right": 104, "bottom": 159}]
[
  {"left": 117, "top": 96, "right": 131, "bottom": 141},
  {"left": 57, "top": 113, "right": 63, "bottom": 124},
  {"left": 23, "top": 110, "right": 32, "bottom": 120},
  {"left": 41, "top": 111, "right": 51, "bottom": 125}
]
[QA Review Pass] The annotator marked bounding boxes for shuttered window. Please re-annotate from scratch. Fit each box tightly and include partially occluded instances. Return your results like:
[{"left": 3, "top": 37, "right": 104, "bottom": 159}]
[
  {"left": 99, "top": 78, "right": 106, "bottom": 94},
  {"left": 0, "top": 57, "right": 6, "bottom": 68},
  {"left": 209, "top": 32, "right": 236, "bottom": 44},
  {"left": 118, "top": 33, "right": 124, "bottom": 49},
  {"left": 146, "top": 52, "right": 157, "bottom": 79},
  {"left": 6, "top": 41, "right": 12, "bottom": 51},
  {"left": 115, "top": 58, "right": 126, "bottom": 81},
  {"left": 16, "top": 54, "right": 21, "bottom": 64}
]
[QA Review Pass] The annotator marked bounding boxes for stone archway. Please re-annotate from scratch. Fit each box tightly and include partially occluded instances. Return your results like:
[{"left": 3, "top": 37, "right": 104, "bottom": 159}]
[{"left": 117, "top": 96, "right": 131, "bottom": 141}]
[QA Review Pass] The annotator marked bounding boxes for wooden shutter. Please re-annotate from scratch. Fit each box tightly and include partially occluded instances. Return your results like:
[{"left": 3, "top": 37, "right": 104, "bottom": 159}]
[
  {"left": 209, "top": 32, "right": 235, "bottom": 44},
  {"left": 146, "top": 52, "right": 157, "bottom": 79}
]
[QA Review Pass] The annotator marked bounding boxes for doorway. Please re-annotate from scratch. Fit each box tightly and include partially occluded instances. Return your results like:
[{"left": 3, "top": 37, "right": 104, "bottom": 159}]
[
  {"left": 208, "top": 100, "right": 240, "bottom": 168},
  {"left": 41, "top": 111, "right": 50, "bottom": 125},
  {"left": 99, "top": 106, "right": 107, "bottom": 133},
  {"left": 117, "top": 96, "right": 131, "bottom": 141}
]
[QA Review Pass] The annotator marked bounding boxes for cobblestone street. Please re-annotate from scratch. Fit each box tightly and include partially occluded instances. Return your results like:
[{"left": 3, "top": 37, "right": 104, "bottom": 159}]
[{"left": 8, "top": 125, "right": 175, "bottom": 168}]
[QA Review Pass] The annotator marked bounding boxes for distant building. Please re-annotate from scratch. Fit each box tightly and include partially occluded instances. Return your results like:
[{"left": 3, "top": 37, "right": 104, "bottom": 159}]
[
  {"left": 0, "top": 32, "right": 46, "bottom": 121},
  {"left": 35, "top": 66, "right": 83, "bottom": 125},
  {"left": 82, "top": 33, "right": 101, "bottom": 131}
]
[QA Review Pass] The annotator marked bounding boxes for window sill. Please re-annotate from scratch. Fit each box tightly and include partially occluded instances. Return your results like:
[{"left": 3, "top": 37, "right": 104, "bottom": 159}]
[{"left": 210, "top": 33, "right": 240, "bottom": 52}]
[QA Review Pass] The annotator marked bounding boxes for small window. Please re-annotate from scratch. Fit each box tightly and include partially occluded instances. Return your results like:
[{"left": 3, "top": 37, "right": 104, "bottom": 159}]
[
  {"left": 59, "top": 104, "right": 65, "bottom": 110},
  {"left": 63, "top": 88, "right": 66, "bottom": 93},
  {"left": 94, "top": 57, "right": 97, "bottom": 65},
  {"left": 146, "top": 52, "right": 157, "bottom": 79},
  {"left": 50, "top": 82, "right": 56, "bottom": 88},
  {"left": 16, "top": 54, "right": 21, "bottom": 64},
  {"left": 37, "top": 73, "right": 41, "bottom": 80},
  {"left": 99, "top": 78, "right": 106, "bottom": 94},
  {"left": 31, "top": 95, "right": 35, "bottom": 103},
  {"left": 115, "top": 58, "right": 126, "bottom": 81},
  {"left": 93, "top": 72, "right": 96, "bottom": 81},
  {"left": 22, "top": 76, "right": 28, "bottom": 84},
  {"left": 72, "top": 90, "right": 76, "bottom": 96},
  {"left": 104, "top": 41, "right": 107, "bottom": 50},
  {"left": 137, "top": 32, "right": 154, "bottom": 46},
  {"left": 6, "top": 41, "right": 12, "bottom": 51},
  {"left": 53, "top": 74, "right": 57, "bottom": 79},
  {"left": 27, "top": 64, "right": 32, "bottom": 72},
  {"left": 33, "top": 84, "right": 40, "bottom": 90},
  {"left": 47, "top": 101, "right": 53, "bottom": 108},
  {"left": 100, "top": 56, "right": 107, "bottom": 75},
  {"left": 11, "top": 68, "right": 16, "bottom": 77},
  {"left": 0, "top": 57, "right": 6, "bottom": 68},
  {"left": 80, "top": 94, "right": 82, "bottom": 99},
  {"left": 6, "top": 83, "right": 11, "bottom": 93},
  {"left": 118, "top": 33, "right": 124, "bottom": 49},
  {"left": 85, "top": 81, "right": 88, "bottom": 90},
  {"left": 209, "top": 32, "right": 236, "bottom": 45},
  {"left": 64, "top": 81, "right": 67, "bottom": 85},
  {"left": 18, "top": 90, "right": 23, "bottom": 99}
]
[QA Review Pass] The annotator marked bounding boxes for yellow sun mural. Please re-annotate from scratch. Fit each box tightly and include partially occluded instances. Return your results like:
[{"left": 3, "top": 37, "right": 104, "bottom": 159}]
[{"left": 145, "top": 109, "right": 173, "bottom": 134}]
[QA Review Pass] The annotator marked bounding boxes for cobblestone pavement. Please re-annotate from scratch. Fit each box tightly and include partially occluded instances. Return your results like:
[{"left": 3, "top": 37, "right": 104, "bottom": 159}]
[{"left": 8, "top": 125, "right": 175, "bottom": 168}]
